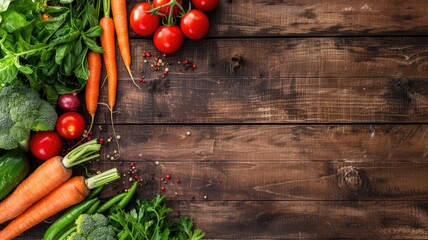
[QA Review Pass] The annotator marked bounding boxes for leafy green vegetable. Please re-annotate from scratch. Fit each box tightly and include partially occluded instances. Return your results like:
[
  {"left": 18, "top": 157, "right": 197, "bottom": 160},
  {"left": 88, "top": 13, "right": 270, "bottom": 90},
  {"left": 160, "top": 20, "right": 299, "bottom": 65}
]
[
  {"left": 0, "top": 85, "right": 58, "bottom": 150},
  {"left": 0, "top": 0, "right": 103, "bottom": 102},
  {"left": 109, "top": 195, "right": 205, "bottom": 240}
]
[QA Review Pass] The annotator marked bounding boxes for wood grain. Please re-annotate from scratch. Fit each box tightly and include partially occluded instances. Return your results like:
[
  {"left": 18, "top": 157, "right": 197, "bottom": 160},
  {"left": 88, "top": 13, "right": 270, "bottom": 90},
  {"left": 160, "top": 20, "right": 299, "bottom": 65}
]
[
  {"left": 80, "top": 161, "right": 428, "bottom": 201},
  {"left": 128, "top": 0, "right": 428, "bottom": 37},
  {"left": 94, "top": 125, "right": 428, "bottom": 162},
  {"left": 15, "top": 201, "right": 428, "bottom": 239},
  {"left": 88, "top": 37, "right": 428, "bottom": 124}
]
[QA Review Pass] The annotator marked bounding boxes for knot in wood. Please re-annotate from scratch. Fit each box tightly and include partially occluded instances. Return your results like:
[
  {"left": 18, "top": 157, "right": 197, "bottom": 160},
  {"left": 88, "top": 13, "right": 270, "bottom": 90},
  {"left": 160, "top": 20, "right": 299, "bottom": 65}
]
[
  {"left": 338, "top": 167, "right": 364, "bottom": 192},
  {"left": 342, "top": 167, "right": 363, "bottom": 191},
  {"left": 230, "top": 54, "right": 243, "bottom": 72}
]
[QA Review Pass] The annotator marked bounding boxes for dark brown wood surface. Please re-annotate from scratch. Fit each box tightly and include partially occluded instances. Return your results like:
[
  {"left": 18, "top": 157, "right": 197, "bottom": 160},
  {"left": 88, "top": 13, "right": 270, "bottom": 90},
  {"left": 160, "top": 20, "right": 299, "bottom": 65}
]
[{"left": 14, "top": 0, "right": 428, "bottom": 239}]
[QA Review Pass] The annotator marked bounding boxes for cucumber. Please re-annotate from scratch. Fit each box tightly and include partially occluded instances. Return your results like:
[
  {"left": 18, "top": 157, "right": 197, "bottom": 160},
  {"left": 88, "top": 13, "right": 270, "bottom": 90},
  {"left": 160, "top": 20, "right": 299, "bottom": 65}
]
[{"left": 0, "top": 150, "right": 30, "bottom": 200}]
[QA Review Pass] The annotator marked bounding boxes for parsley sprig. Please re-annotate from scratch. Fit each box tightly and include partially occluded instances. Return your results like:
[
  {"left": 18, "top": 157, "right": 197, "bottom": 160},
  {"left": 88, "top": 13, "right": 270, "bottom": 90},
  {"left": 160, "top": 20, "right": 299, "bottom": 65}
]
[{"left": 109, "top": 194, "right": 205, "bottom": 240}]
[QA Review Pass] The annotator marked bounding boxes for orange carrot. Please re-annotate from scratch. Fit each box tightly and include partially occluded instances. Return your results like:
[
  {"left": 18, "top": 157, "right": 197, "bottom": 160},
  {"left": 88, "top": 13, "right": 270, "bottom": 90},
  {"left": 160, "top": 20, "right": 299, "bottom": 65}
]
[
  {"left": 111, "top": 0, "right": 140, "bottom": 89},
  {"left": 99, "top": 0, "right": 121, "bottom": 160},
  {"left": 0, "top": 140, "right": 100, "bottom": 224},
  {"left": 85, "top": 51, "right": 102, "bottom": 132},
  {"left": 100, "top": 0, "right": 117, "bottom": 110},
  {"left": 0, "top": 169, "right": 119, "bottom": 240}
]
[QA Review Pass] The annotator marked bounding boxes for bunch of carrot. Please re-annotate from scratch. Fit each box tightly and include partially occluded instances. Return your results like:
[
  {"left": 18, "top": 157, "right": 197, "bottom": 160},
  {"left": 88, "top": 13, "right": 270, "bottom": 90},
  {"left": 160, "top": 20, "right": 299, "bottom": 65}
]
[
  {"left": 86, "top": 0, "right": 137, "bottom": 160},
  {"left": 0, "top": 140, "right": 120, "bottom": 240}
]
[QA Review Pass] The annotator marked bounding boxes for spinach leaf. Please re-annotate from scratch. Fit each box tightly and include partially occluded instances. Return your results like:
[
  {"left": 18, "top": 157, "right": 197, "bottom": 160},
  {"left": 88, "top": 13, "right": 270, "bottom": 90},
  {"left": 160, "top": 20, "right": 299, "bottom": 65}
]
[
  {"left": 0, "top": 10, "right": 31, "bottom": 33},
  {"left": 83, "top": 36, "right": 104, "bottom": 53},
  {"left": 50, "top": 29, "right": 80, "bottom": 45},
  {"left": 35, "top": 10, "right": 68, "bottom": 43},
  {"left": 84, "top": 25, "right": 102, "bottom": 38},
  {"left": 62, "top": 53, "right": 75, "bottom": 76},
  {"left": 55, "top": 42, "right": 74, "bottom": 65},
  {"left": 14, "top": 60, "right": 33, "bottom": 74},
  {"left": 74, "top": 47, "right": 89, "bottom": 80},
  {"left": 0, "top": 58, "right": 19, "bottom": 87}
]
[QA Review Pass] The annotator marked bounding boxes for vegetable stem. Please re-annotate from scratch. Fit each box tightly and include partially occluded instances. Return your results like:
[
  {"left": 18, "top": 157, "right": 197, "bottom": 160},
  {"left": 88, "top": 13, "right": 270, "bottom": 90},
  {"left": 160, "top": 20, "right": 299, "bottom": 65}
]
[
  {"left": 84, "top": 168, "right": 120, "bottom": 189},
  {"left": 62, "top": 139, "right": 101, "bottom": 168}
]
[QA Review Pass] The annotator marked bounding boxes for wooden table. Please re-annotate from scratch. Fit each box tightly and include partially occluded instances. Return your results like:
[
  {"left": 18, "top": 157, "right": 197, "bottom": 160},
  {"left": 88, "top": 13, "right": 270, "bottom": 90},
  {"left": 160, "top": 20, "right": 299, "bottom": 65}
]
[{"left": 23, "top": 0, "right": 428, "bottom": 239}]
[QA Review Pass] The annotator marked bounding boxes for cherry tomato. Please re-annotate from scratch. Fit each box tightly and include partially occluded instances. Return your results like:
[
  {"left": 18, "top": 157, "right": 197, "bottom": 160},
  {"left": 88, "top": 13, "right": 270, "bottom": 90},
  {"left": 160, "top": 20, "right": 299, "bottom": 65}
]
[
  {"left": 153, "top": 0, "right": 183, "bottom": 18},
  {"left": 191, "top": 0, "right": 219, "bottom": 12},
  {"left": 30, "top": 131, "right": 62, "bottom": 161},
  {"left": 56, "top": 112, "right": 86, "bottom": 139},
  {"left": 180, "top": 9, "right": 210, "bottom": 40},
  {"left": 130, "top": 2, "right": 160, "bottom": 37},
  {"left": 153, "top": 25, "right": 184, "bottom": 54}
]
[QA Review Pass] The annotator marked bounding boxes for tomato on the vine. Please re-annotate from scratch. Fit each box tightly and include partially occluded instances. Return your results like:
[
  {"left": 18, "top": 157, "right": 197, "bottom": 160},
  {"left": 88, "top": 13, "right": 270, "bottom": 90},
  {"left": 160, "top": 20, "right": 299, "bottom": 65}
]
[
  {"left": 191, "top": 0, "right": 219, "bottom": 12},
  {"left": 180, "top": 9, "right": 210, "bottom": 40},
  {"left": 153, "top": 25, "right": 184, "bottom": 54},
  {"left": 56, "top": 112, "right": 86, "bottom": 139},
  {"left": 153, "top": 0, "right": 183, "bottom": 18},
  {"left": 130, "top": 2, "right": 160, "bottom": 37},
  {"left": 30, "top": 131, "right": 62, "bottom": 161}
]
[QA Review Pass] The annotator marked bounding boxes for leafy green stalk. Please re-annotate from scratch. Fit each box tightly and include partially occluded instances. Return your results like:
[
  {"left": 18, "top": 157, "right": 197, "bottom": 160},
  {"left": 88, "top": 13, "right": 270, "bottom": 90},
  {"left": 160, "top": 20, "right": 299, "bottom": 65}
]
[
  {"left": 84, "top": 168, "right": 120, "bottom": 190},
  {"left": 62, "top": 139, "right": 101, "bottom": 168},
  {"left": 109, "top": 195, "right": 205, "bottom": 240}
]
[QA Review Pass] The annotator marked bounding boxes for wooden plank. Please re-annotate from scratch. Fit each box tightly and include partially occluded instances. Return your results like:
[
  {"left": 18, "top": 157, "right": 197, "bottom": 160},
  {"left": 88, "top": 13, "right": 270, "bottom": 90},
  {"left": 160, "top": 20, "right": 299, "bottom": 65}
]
[
  {"left": 83, "top": 161, "right": 428, "bottom": 201},
  {"left": 93, "top": 125, "right": 428, "bottom": 162},
  {"left": 15, "top": 200, "right": 428, "bottom": 239},
  {"left": 89, "top": 38, "right": 428, "bottom": 124},
  {"left": 127, "top": 0, "right": 428, "bottom": 37}
]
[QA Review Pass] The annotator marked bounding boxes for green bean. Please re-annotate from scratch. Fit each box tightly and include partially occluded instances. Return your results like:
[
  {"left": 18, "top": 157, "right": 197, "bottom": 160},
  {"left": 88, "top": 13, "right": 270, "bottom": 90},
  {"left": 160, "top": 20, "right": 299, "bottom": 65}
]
[
  {"left": 43, "top": 198, "right": 98, "bottom": 240},
  {"left": 117, "top": 181, "right": 138, "bottom": 210},
  {"left": 96, "top": 192, "right": 127, "bottom": 213},
  {"left": 86, "top": 199, "right": 101, "bottom": 215},
  {"left": 57, "top": 226, "right": 76, "bottom": 240},
  {"left": 87, "top": 184, "right": 104, "bottom": 199}
]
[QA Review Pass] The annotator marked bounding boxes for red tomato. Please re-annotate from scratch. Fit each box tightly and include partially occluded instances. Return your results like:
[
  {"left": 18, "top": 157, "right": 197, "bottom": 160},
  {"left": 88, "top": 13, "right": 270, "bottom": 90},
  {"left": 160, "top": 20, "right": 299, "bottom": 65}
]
[
  {"left": 153, "top": 0, "right": 183, "bottom": 17},
  {"left": 153, "top": 25, "right": 184, "bottom": 54},
  {"left": 180, "top": 9, "right": 210, "bottom": 40},
  {"left": 30, "top": 131, "right": 62, "bottom": 161},
  {"left": 130, "top": 2, "right": 160, "bottom": 37},
  {"left": 56, "top": 112, "right": 86, "bottom": 139},
  {"left": 191, "top": 0, "right": 219, "bottom": 12}
]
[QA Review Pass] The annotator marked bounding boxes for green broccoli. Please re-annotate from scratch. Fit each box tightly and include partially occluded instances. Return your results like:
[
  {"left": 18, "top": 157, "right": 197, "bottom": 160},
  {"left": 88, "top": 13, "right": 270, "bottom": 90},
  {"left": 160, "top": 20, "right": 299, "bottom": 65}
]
[
  {"left": 0, "top": 85, "right": 57, "bottom": 150},
  {"left": 67, "top": 232, "right": 86, "bottom": 240},
  {"left": 75, "top": 214, "right": 96, "bottom": 236},
  {"left": 67, "top": 213, "right": 117, "bottom": 240}
]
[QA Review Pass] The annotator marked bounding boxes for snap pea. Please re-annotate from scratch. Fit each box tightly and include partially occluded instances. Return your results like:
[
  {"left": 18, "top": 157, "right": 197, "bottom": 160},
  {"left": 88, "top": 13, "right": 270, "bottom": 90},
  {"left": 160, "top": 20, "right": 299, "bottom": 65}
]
[
  {"left": 87, "top": 184, "right": 104, "bottom": 199},
  {"left": 43, "top": 198, "right": 98, "bottom": 240},
  {"left": 57, "top": 226, "right": 76, "bottom": 240},
  {"left": 86, "top": 199, "right": 101, "bottom": 215},
  {"left": 96, "top": 192, "right": 127, "bottom": 213},
  {"left": 116, "top": 181, "right": 138, "bottom": 210}
]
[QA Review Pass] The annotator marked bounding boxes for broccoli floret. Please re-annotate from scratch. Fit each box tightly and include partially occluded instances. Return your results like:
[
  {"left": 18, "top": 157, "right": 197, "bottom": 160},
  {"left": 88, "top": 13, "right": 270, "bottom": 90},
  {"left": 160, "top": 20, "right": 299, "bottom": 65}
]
[
  {"left": 75, "top": 214, "right": 96, "bottom": 236},
  {"left": 0, "top": 86, "right": 57, "bottom": 150},
  {"left": 66, "top": 232, "right": 86, "bottom": 240},
  {"left": 91, "top": 213, "right": 109, "bottom": 227},
  {"left": 68, "top": 213, "right": 117, "bottom": 240},
  {"left": 87, "top": 226, "right": 116, "bottom": 240}
]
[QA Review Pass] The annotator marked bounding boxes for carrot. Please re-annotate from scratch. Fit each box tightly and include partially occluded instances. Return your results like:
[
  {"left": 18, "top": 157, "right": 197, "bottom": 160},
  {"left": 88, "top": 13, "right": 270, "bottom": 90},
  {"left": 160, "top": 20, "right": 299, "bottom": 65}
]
[
  {"left": 99, "top": 0, "right": 122, "bottom": 160},
  {"left": 0, "top": 140, "right": 100, "bottom": 224},
  {"left": 100, "top": 0, "right": 117, "bottom": 110},
  {"left": 111, "top": 0, "right": 140, "bottom": 89},
  {"left": 0, "top": 169, "right": 119, "bottom": 240},
  {"left": 85, "top": 50, "right": 102, "bottom": 133}
]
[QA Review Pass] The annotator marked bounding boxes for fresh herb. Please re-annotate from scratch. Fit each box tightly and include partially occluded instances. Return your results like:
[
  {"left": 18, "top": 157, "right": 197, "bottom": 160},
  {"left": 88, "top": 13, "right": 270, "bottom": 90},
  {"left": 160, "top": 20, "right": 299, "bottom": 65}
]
[
  {"left": 109, "top": 194, "right": 205, "bottom": 240},
  {"left": 0, "top": 0, "right": 103, "bottom": 104}
]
